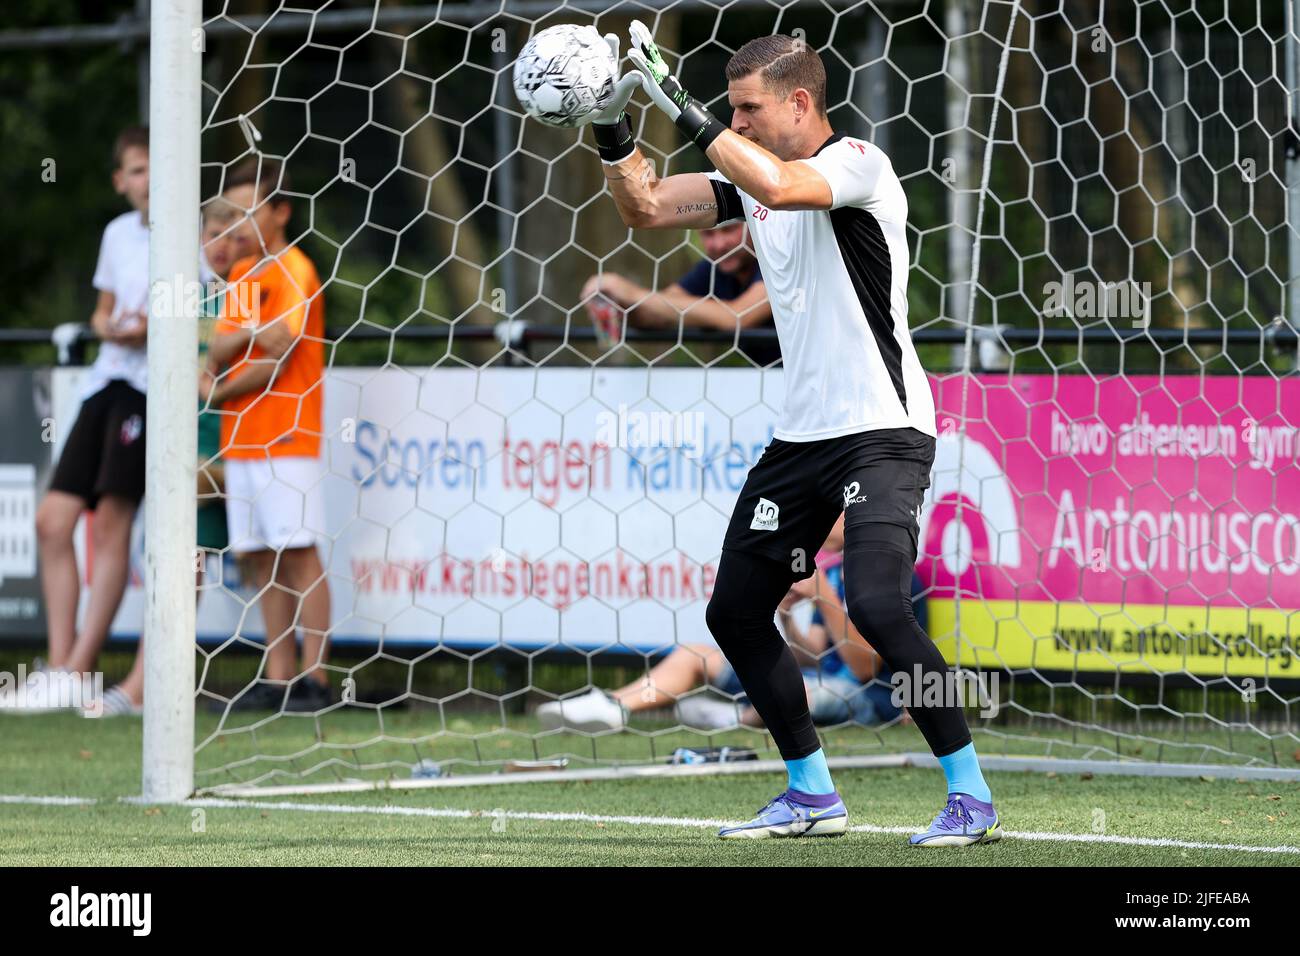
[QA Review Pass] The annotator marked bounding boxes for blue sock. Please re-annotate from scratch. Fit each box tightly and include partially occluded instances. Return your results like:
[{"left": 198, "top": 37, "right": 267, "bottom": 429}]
[
  {"left": 785, "top": 749, "right": 835, "bottom": 795},
  {"left": 938, "top": 742, "right": 992, "bottom": 803}
]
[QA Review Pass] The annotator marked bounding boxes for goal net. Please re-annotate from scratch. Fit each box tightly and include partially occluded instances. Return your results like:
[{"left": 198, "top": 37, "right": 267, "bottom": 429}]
[{"left": 171, "top": 0, "right": 1300, "bottom": 795}]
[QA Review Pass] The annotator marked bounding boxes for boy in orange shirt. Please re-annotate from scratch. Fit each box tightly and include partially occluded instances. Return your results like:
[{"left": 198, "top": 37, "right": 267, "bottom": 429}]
[{"left": 202, "top": 157, "right": 333, "bottom": 713}]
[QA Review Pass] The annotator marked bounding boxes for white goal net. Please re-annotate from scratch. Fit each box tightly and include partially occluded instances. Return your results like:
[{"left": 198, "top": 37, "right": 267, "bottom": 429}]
[{"left": 169, "top": 0, "right": 1300, "bottom": 795}]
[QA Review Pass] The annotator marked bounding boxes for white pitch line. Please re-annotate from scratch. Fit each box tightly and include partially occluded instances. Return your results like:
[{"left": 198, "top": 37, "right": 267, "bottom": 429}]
[
  {"left": 181, "top": 796, "right": 1300, "bottom": 856},
  {"left": 180, "top": 797, "right": 734, "bottom": 829},
  {"left": 5, "top": 793, "right": 1298, "bottom": 856},
  {"left": 842, "top": 823, "right": 1300, "bottom": 855},
  {"left": 0, "top": 794, "right": 97, "bottom": 806},
  {"left": 967, "top": 827, "right": 1300, "bottom": 855}
]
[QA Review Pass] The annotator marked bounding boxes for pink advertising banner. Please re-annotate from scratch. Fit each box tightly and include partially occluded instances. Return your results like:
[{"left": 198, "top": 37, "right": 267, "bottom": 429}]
[{"left": 920, "top": 374, "right": 1300, "bottom": 677}]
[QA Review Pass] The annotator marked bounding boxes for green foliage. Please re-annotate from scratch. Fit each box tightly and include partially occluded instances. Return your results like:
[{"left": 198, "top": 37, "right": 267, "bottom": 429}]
[{"left": 0, "top": 2, "right": 142, "bottom": 335}]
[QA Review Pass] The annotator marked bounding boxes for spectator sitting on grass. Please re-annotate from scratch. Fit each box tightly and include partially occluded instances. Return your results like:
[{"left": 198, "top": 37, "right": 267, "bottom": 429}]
[{"left": 535, "top": 514, "right": 919, "bottom": 734}]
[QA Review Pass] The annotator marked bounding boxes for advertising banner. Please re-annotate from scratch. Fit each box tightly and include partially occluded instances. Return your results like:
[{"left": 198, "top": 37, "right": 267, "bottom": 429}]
[
  {"left": 36, "top": 367, "right": 1300, "bottom": 678},
  {"left": 0, "top": 368, "right": 52, "bottom": 639},
  {"left": 922, "top": 374, "right": 1300, "bottom": 678}
]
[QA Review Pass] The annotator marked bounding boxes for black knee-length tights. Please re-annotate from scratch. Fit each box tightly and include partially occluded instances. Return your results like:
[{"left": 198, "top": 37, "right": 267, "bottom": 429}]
[{"left": 705, "top": 524, "right": 972, "bottom": 760}]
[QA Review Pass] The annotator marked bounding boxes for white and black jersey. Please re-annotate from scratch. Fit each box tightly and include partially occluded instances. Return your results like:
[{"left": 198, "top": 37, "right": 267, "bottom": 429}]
[{"left": 707, "top": 132, "right": 936, "bottom": 441}]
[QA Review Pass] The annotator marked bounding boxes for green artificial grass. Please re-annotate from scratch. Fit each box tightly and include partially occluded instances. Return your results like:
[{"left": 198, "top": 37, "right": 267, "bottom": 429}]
[{"left": 1, "top": 711, "right": 1295, "bottom": 866}]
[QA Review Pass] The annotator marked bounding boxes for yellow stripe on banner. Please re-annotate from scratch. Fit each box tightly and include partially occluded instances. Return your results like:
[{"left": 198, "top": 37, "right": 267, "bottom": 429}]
[{"left": 927, "top": 600, "right": 1300, "bottom": 679}]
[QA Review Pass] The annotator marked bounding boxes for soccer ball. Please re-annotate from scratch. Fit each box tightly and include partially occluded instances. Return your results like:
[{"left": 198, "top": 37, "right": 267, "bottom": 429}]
[{"left": 513, "top": 25, "right": 618, "bottom": 128}]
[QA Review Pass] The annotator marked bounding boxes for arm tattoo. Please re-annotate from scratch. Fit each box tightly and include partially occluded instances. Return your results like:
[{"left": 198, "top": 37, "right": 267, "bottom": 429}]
[{"left": 674, "top": 202, "right": 718, "bottom": 215}]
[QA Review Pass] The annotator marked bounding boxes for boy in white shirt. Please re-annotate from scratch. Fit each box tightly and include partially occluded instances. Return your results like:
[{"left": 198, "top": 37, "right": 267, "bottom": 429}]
[{"left": 17, "top": 127, "right": 150, "bottom": 711}]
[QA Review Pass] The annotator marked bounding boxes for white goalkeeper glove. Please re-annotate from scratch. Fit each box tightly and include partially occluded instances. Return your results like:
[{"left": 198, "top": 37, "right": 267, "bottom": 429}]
[
  {"left": 590, "top": 31, "right": 644, "bottom": 126},
  {"left": 626, "top": 19, "right": 727, "bottom": 152},
  {"left": 589, "top": 30, "right": 646, "bottom": 163}
]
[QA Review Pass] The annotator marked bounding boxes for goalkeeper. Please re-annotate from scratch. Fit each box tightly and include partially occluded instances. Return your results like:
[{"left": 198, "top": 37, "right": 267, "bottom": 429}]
[{"left": 587, "top": 25, "right": 1000, "bottom": 844}]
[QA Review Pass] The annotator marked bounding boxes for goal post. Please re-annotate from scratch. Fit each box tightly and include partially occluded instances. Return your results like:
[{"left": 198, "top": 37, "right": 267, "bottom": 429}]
[
  {"left": 130, "top": 0, "right": 1300, "bottom": 799},
  {"left": 141, "top": 0, "right": 202, "bottom": 803}
]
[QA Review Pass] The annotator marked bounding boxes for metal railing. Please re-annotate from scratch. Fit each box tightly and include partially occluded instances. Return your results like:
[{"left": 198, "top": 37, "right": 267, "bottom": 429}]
[{"left": 3, "top": 320, "right": 1296, "bottom": 371}]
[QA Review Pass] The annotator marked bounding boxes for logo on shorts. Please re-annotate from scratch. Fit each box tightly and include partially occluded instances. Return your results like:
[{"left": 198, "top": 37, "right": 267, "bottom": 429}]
[
  {"left": 843, "top": 481, "right": 869, "bottom": 508},
  {"left": 120, "top": 414, "right": 143, "bottom": 446},
  {"left": 750, "top": 497, "right": 779, "bottom": 531}
]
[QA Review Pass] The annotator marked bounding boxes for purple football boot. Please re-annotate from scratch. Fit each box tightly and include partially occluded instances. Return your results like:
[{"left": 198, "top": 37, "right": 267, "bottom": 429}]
[
  {"left": 909, "top": 793, "right": 1003, "bottom": 847},
  {"left": 718, "top": 789, "right": 848, "bottom": 839}
]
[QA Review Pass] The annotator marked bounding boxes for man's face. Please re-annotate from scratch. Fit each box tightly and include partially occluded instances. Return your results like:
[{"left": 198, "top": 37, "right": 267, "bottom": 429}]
[
  {"left": 726, "top": 75, "right": 801, "bottom": 159},
  {"left": 700, "top": 222, "right": 753, "bottom": 274},
  {"left": 113, "top": 145, "right": 150, "bottom": 215},
  {"left": 222, "top": 182, "right": 288, "bottom": 258}
]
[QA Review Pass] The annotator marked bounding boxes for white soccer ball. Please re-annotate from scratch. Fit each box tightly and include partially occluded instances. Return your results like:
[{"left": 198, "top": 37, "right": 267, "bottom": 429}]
[{"left": 513, "top": 25, "right": 618, "bottom": 128}]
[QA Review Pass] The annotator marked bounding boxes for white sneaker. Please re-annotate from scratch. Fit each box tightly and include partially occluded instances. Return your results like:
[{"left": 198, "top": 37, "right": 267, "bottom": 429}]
[
  {"left": 0, "top": 670, "right": 45, "bottom": 711},
  {"left": 675, "top": 695, "right": 741, "bottom": 731},
  {"left": 0, "top": 669, "right": 89, "bottom": 714},
  {"left": 0, "top": 662, "right": 42, "bottom": 710},
  {"left": 82, "top": 685, "right": 144, "bottom": 719},
  {"left": 536, "top": 688, "right": 626, "bottom": 733}
]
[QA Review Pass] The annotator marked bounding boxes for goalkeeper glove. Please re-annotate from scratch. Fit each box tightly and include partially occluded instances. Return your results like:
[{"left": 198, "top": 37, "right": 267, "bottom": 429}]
[
  {"left": 589, "top": 30, "right": 645, "bottom": 163},
  {"left": 626, "top": 20, "right": 727, "bottom": 153}
]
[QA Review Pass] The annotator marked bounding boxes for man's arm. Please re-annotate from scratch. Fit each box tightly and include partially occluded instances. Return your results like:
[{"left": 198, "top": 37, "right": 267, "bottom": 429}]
[
  {"left": 705, "top": 134, "right": 833, "bottom": 211},
  {"left": 202, "top": 282, "right": 303, "bottom": 401},
  {"left": 626, "top": 21, "right": 852, "bottom": 211},
  {"left": 601, "top": 154, "right": 723, "bottom": 230},
  {"left": 782, "top": 619, "right": 827, "bottom": 670},
  {"left": 583, "top": 270, "right": 770, "bottom": 331},
  {"left": 779, "top": 568, "right": 882, "bottom": 681},
  {"left": 627, "top": 280, "right": 770, "bottom": 331},
  {"left": 813, "top": 583, "right": 882, "bottom": 682},
  {"left": 201, "top": 360, "right": 277, "bottom": 406},
  {"left": 206, "top": 326, "right": 253, "bottom": 368},
  {"left": 583, "top": 29, "right": 723, "bottom": 231},
  {"left": 656, "top": 280, "right": 770, "bottom": 330},
  {"left": 207, "top": 319, "right": 297, "bottom": 367},
  {"left": 777, "top": 581, "right": 828, "bottom": 670},
  {"left": 89, "top": 290, "right": 117, "bottom": 340},
  {"left": 90, "top": 290, "right": 148, "bottom": 348},
  {"left": 778, "top": 609, "right": 828, "bottom": 659}
]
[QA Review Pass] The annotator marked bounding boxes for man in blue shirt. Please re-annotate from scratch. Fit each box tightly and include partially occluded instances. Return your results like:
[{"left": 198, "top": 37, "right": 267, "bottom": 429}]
[{"left": 581, "top": 220, "right": 778, "bottom": 365}]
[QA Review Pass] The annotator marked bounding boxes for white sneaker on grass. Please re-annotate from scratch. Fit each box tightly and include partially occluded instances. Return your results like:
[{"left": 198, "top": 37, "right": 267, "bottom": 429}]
[
  {"left": 82, "top": 685, "right": 144, "bottom": 719},
  {"left": 674, "top": 695, "right": 742, "bottom": 731},
  {"left": 535, "top": 688, "right": 626, "bottom": 733}
]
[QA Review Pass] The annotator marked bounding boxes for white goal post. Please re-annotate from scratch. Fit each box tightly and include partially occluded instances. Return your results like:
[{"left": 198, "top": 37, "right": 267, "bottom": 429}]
[{"left": 142, "top": 0, "right": 201, "bottom": 803}]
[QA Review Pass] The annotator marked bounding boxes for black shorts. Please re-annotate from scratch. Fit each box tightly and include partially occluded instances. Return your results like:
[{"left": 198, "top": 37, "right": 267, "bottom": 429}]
[
  {"left": 722, "top": 426, "right": 935, "bottom": 567},
  {"left": 48, "top": 380, "right": 147, "bottom": 507}
]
